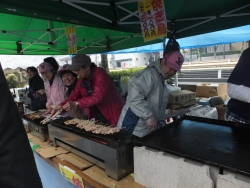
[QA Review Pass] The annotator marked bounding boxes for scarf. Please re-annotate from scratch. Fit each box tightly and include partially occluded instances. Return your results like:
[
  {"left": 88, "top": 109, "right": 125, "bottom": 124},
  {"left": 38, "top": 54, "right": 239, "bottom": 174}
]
[
  {"left": 66, "top": 78, "right": 77, "bottom": 97},
  {"left": 81, "top": 63, "right": 96, "bottom": 88},
  {"left": 49, "top": 72, "right": 56, "bottom": 86}
]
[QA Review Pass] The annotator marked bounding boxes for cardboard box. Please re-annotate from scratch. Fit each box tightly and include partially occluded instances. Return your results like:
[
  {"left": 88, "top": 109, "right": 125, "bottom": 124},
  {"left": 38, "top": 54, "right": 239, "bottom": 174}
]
[
  {"left": 167, "top": 90, "right": 196, "bottom": 110},
  {"left": 196, "top": 84, "right": 228, "bottom": 100},
  {"left": 179, "top": 84, "right": 197, "bottom": 92},
  {"left": 214, "top": 104, "right": 227, "bottom": 120}
]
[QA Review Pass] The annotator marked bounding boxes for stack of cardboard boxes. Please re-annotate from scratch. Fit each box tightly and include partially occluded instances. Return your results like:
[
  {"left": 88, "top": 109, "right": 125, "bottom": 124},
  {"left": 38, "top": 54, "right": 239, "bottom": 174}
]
[
  {"left": 196, "top": 84, "right": 228, "bottom": 120},
  {"left": 169, "top": 84, "right": 228, "bottom": 120},
  {"left": 196, "top": 84, "right": 228, "bottom": 100},
  {"left": 167, "top": 90, "right": 196, "bottom": 110}
]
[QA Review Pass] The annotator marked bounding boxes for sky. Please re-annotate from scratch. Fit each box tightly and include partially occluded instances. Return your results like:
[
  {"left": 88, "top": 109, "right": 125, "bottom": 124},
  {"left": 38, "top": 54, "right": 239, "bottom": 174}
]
[{"left": 0, "top": 55, "right": 67, "bottom": 70}]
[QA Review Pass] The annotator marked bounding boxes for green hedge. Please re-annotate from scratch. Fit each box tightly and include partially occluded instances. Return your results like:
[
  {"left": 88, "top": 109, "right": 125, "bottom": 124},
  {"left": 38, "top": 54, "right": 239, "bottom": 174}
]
[{"left": 109, "top": 68, "right": 143, "bottom": 80}]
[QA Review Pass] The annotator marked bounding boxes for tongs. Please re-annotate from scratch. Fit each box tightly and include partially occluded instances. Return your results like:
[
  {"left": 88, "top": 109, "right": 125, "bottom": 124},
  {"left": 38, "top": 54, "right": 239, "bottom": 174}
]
[{"left": 40, "top": 106, "right": 62, "bottom": 124}]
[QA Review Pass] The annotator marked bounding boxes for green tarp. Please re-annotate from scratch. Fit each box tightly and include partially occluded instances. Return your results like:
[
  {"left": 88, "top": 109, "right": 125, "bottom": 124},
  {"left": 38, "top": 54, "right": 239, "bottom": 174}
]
[{"left": 0, "top": 0, "right": 249, "bottom": 55}]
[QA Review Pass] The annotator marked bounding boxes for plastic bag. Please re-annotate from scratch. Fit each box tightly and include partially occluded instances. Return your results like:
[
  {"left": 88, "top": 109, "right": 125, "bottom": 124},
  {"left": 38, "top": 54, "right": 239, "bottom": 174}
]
[
  {"left": 119, "top": 76, "right": 130, "bottom": 96},
  {"left": 190, "top": 105, "right": 218, "bottom": 119}
]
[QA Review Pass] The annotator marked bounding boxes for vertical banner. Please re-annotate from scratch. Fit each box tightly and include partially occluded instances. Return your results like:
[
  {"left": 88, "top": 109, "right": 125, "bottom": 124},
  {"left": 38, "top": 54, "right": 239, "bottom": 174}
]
[
  {"left": 59, "top": 164, "right": 84, "bottom": 188},
  {"left": 138, "top": 0, "right": 167, "bottom": 42},
  {"left": 65, "top": 26, "right": 77, "bottom": 54}
]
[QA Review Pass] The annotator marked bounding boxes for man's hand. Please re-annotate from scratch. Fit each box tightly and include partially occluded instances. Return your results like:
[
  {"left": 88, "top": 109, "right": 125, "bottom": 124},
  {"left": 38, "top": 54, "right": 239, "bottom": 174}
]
[
  {"left": 62, "top": 101, "right": 77, "bottom": 112},
  {"left": 145, "top": 116, "right": 157, "bottom": 131}
]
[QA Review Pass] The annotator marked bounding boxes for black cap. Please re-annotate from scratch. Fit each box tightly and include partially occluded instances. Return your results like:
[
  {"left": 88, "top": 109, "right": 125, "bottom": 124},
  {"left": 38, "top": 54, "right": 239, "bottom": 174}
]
[{"left": 163, "top": 37, "right": 180, "bottom": 56}]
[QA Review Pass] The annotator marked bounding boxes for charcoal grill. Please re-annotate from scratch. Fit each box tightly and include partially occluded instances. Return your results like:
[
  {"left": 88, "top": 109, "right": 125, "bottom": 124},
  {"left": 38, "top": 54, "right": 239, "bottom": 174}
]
[
  {"left": 22, "top": 113, "right": 49, "bottom": 141},
  {"left": 48, "top": 117, "right": 134, "bottom": 180},
  {"left": 136, "top": 115, "right": 250, "bottom": 176}
]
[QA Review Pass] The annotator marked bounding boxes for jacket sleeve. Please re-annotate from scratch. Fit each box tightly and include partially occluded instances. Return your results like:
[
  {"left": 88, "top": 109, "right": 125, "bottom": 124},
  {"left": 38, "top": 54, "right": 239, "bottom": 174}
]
[
  {"left": 127, "top": 70, "right": 155, "bottom": 120},
  {"left": 54, "top": 78, "right": 66, "bottom": 106},
  {"left": 45, "top": 82, "right": 52, "bottom": 109},
  {"left": 77, "top": 71, "right": 111, "bottom": 108},
  {"left": 27, "top": 90, "right": 34, "bottom": 99},
  {"left": 227, "top": 82, "right": 250, "bottom": 103},
  {"left": 28, "top": 77, "right": 45, "bottom": 99},
  {"left": 60, "top": 80, "right": 82, "bottom": 106},
  {"left": 36, "top": 77, "right": 45, "bottom": 90}
]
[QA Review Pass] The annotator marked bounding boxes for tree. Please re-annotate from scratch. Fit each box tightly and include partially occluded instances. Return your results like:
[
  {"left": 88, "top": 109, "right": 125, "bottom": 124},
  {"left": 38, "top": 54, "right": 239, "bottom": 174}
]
[
  {"left": 5, "top": 73, "right": 21, "bottom": 88},
  {"left": 101, "top": 54, "right": 109, "bottom": 72}
]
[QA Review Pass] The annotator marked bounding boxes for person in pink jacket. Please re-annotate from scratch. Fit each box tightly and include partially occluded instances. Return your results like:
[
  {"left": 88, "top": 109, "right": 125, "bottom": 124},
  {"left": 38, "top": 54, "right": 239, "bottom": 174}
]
[{"left": 38, "top": 61, "right": 66, "bottom": 115}]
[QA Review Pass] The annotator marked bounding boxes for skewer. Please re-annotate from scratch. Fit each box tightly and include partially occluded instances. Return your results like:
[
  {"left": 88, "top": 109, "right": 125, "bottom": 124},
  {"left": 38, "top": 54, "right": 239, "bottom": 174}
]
[{"left": 40, "top": 116, "right": 51, "bottom": 124}]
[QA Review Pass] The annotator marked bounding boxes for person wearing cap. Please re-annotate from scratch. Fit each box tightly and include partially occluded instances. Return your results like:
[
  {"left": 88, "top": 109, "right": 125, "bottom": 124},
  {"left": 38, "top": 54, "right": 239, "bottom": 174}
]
[
  {"left": 38, "top": 61, "right": 66, "bottom": 115},
  {"left": 55, "top": 54, "right": 125, "bottom": 126},
  {"left": 117, "top": 41, "right": 184, "bottom": 137},
  {"left": 58, "top": 64, "right": 86, "bottom": 118},
  {"left": 58, "top": 64, "right": 78, "bottom": 98},
  {"left": 225, "top": 47, "right": 250, "bottom": 123}
]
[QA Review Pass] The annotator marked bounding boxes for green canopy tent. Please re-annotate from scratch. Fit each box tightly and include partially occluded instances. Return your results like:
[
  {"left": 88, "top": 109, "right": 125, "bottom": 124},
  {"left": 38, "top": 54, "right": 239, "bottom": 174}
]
[
  {"left": 0, "top": 0, "right": 249, "bottom": 55},
  {"left": 0, "top": 13, "right": 155, "bottom": 55}
]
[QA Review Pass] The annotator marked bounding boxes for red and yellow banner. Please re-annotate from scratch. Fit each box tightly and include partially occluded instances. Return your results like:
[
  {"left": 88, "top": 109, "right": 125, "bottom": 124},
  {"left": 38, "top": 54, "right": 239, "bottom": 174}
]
[
  {"left": 59, "top": 164, "right": 84, "bottom": 188},
  {"left": 138, "top": 0, "right": 167, "bottom": 42},
  {"left": 65, "top": 26, "right": 77, "bottom": 54}
]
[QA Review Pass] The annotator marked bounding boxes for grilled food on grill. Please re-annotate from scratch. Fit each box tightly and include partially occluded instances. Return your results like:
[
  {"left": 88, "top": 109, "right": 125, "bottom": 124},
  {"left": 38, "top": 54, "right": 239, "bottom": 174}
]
[
  {"left": 26, "top": 113, "right": 40, "bottom": 120},
  {"left": 64, "top": 118, "right": 83, "bottom": 125}
]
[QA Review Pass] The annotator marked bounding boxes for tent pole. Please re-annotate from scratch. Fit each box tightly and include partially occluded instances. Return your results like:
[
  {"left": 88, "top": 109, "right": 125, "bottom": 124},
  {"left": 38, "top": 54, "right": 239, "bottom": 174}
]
[
  {"left": 190, "top": 49, "right": 192, "bottom": 63},
  {"left": 223, "top": 45, "right": 225, "bottom": 59},
  {"left": 163, "top": 38, "right": 166, "bottom": 51},
  {"left": 119, "top": 22, "right": 140, "bottom": 25},
  {"left": 116, "top": 0, "right": 140, "bottom": 5},
  {"left": 221, "top": 4, "right": 250, "bottom": 16},
  {"left": 118, "top": 5, "right": 139, "bottom": 17},
  {"left": 177, "top": 18, "right": 215, "bottom": 33},
  {"left": 63, "top": 0, "right": 112, "bottom": 23},
  {"left": 68, "top": 0, "right": 109, "bottom": 6},
  {"left": 20, "top": 32, "right": 48, "bottom": 53},
  {"left": 120, "top": 10, "right": 139, "bottom": 22},
  {"left": 221, "top": 13, "right": 250, "bottom": 17}
]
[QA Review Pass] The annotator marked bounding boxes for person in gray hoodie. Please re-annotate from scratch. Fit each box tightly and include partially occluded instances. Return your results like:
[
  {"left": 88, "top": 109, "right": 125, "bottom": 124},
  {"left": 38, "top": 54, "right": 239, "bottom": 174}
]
[{"left": 117, "top": 39, "right": 184, "bottom": 137}]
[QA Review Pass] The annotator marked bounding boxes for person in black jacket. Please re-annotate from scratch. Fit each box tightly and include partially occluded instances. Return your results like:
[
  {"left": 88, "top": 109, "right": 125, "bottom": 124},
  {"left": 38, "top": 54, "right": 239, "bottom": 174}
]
[
  {"left": 0, "top": 64, "right": 43, "bottom": 188},
  {"left": 226, "top": 47, "right": 250, "bottom": 123},
  {"left": 26, "top": 67, "right": 46, "bottom": 111}
]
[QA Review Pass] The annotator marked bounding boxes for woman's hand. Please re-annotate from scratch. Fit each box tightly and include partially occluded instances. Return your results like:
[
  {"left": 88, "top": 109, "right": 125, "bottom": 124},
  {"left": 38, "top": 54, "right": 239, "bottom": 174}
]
[
  {"left": 33, "top": 92, "right": 39, "bottom": 98},
  {"left": 62, "top": 101, "right": 77, "bottom": 111},
  {"left": 26, "top": 91, "right": 29, "bottom": 97},
  {"left": 43, "top": 108, "right": 52, "bottom": 116},
  {"left": 37, "top": 89, "right": 45, "bottom": 94},
  {"left": 49, "top": 105, "right": 62, "bottom": 116}
]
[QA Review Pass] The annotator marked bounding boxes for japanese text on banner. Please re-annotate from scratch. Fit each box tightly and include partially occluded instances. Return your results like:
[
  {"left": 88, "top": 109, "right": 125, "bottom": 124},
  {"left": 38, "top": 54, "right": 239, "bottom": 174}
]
[
  {"left": 59, "top": 164, "right": 84, "bottom": 188},
  {"left": 65, "top": 26, "right": 77, "bottom": 54},
  {"left": 138, "top": 0, "right": 167, "bottom": 42}
]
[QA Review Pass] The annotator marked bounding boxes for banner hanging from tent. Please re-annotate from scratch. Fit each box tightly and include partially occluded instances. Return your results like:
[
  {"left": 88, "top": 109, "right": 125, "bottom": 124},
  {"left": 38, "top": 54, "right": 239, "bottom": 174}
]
[
  {"left": 65, "top": 26, "right": 77, "bottom": 54},
  {"left": 138, "top": 0, "right": 167, "bottom": 42}
]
